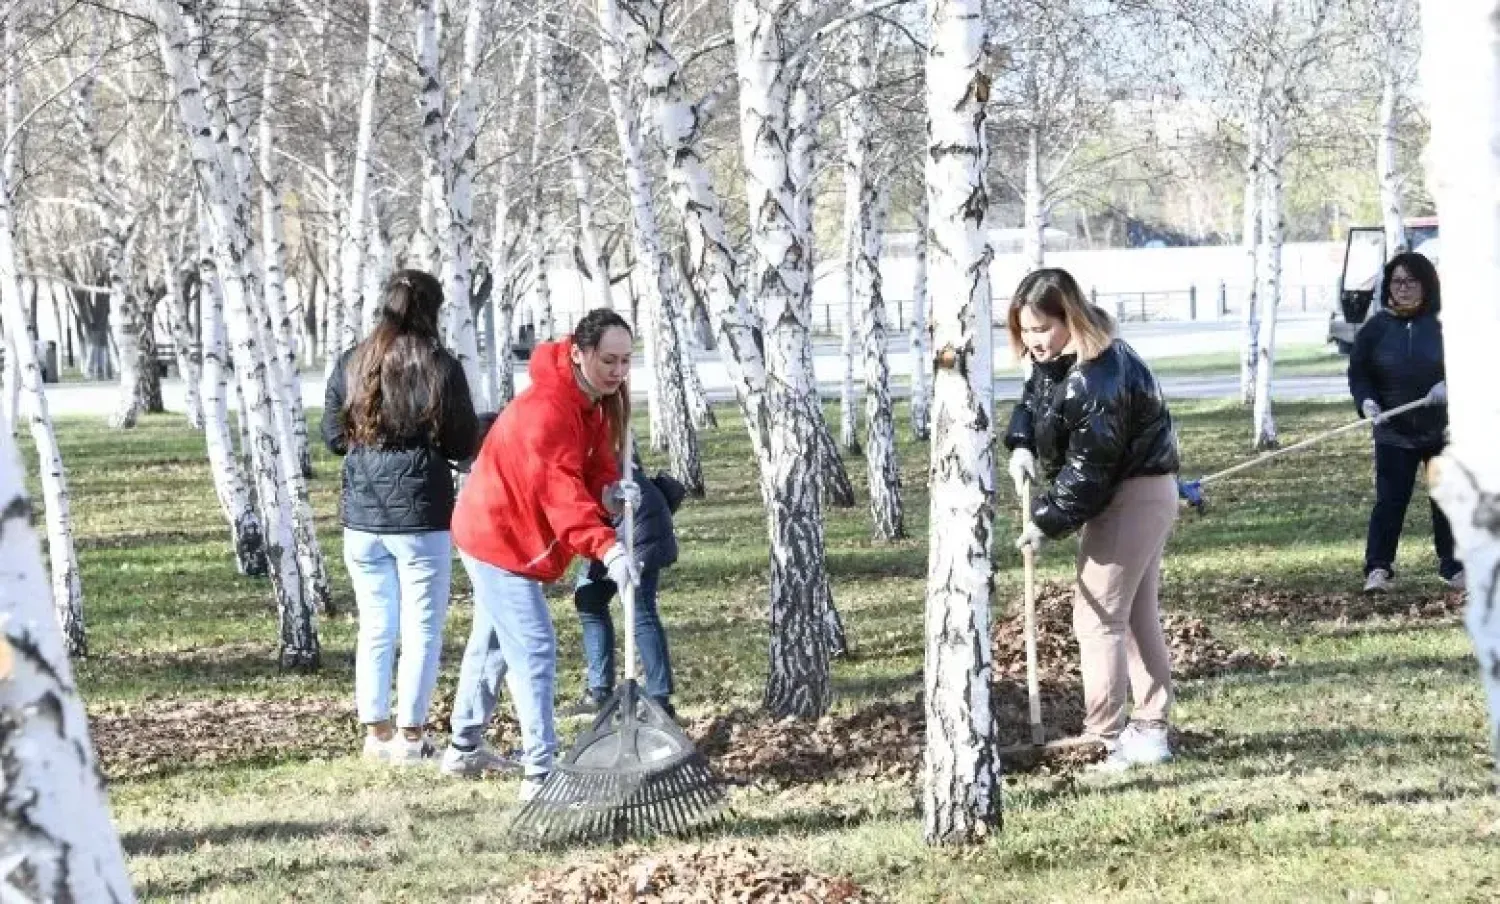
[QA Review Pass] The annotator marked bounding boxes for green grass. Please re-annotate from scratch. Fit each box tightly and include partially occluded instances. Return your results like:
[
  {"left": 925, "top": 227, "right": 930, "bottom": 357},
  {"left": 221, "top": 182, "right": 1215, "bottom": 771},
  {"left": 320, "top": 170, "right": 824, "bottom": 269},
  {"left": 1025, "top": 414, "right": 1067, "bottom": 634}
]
[
  {"left": 1145, "top": 343, "right": 1348, "bottom": 377},
  {"left": 20, "top": 395, "right": 1498, "bottom": 903}
]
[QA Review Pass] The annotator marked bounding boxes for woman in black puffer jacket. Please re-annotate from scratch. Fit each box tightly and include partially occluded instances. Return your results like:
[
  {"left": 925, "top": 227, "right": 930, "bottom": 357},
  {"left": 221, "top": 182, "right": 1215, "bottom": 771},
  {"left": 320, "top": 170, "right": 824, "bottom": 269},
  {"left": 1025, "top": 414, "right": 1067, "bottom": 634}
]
[
  {"left": 1348, "top": 251, "right": 1459, "bottom": 594},
  {"left": 1004, "top": 268, "right": 1180, "bottom": 773},
  {"left": 322, "top": 269, "right": 478, "bottom": 764}
]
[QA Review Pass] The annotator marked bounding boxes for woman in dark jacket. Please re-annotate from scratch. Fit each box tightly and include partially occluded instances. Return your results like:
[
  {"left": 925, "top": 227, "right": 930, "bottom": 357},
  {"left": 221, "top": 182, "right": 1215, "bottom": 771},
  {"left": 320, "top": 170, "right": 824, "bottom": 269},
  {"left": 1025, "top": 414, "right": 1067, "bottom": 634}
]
[
  {"left": 1348, "top": 251, "right": 1459, "bottom": 593},
  {"left": 1004, "top": 268, "right": 1180, "bottom": 772},
  {"left": 564, "top": 463, "right": 685, "bottom": 720},
  {"left": 322, "top": 269, "right": 478, "bottom": 764}
]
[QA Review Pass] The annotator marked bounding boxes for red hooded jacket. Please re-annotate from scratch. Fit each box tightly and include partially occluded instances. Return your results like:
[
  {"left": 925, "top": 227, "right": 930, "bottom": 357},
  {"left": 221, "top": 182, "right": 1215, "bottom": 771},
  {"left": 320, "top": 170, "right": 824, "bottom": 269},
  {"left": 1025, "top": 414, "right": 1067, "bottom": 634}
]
[{"left": 451, "top": 339, "right": 620, "bottom": 582}]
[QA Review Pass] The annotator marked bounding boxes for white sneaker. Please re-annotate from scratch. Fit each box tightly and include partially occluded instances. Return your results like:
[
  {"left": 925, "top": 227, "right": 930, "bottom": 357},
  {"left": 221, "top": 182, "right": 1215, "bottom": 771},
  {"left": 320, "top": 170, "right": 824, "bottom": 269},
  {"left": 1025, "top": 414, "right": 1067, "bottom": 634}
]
[
  {"left": 1363, "top": 568, "right": 1393, "bottom": 594},
  {"left": 1119, "top": 721, "right": 1172, "bottom": 766},
  {"left": 439, "top": 743, "right": 520, "bottom": 778},
  {"left": 363, "top": 731, "right": 437, "bottom": 765},
  {"left": 518, "top": 773, "right": 549, "bottom": 802}
]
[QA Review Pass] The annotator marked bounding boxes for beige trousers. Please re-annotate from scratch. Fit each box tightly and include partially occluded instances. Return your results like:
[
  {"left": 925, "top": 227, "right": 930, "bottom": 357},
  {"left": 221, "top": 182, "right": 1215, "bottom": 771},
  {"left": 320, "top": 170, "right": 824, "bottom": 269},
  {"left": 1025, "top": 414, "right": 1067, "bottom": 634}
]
[{"left": 1073, "top": 474, "right": 1179, "bottom": 740}]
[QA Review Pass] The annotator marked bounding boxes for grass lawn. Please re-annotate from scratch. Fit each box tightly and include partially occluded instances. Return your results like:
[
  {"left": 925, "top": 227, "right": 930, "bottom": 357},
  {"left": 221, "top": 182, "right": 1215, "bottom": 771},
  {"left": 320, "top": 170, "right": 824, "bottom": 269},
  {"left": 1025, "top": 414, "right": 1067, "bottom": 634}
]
[{"left": 21, "top": 394, "right": 1496, "bottom": 903}]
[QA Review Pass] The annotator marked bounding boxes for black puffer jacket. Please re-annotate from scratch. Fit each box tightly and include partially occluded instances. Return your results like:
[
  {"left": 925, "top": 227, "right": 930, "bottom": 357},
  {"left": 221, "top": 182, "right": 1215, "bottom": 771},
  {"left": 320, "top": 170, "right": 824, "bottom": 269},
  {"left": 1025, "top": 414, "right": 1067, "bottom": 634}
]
[
  {"left": 1004, "top": 339, "right": 1179, "bottom": 538},
  {"left": 1348, "top": 300, "right": 1446, "bottom": 451},
  {"left": 322, "top": 346, "right": 479, "bottom": 533}
]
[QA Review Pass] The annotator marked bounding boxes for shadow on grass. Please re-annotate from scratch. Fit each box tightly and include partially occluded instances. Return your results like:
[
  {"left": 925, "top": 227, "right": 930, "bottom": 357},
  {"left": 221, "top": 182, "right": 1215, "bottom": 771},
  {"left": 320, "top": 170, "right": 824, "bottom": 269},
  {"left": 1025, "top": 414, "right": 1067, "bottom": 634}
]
[
  {"left": 122, "top": 819, "right": 386, "bottom": 856},
  {"left": 1209, "top": 652, "right": 1478, "bottom": 688}
]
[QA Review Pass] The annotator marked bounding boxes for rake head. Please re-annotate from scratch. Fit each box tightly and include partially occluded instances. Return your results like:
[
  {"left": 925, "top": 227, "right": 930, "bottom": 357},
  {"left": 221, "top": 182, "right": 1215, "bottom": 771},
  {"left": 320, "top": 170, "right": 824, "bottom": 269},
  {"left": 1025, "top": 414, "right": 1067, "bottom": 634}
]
[{"left": 507, "top": 681, "right": 726, "bottom": 848}]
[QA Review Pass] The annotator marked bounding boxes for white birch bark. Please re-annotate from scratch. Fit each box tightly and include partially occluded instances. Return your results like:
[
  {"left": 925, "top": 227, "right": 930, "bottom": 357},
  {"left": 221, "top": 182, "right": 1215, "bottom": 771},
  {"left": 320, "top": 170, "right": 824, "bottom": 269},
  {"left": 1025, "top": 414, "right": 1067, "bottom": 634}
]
[
  {"left": 859, "top": 183, "right": 902, "bottom": 539},
  {"left": 1, "top": 338, "right": 18, "bottom": 436},
  {"left": 0, "top": 424, "right": 133, "bottom": 901},
  {"left": 159, "top": 243, "right": 203, "bottom": 429},
  {"left": 158, "top": 0, "right": 319, "bottom": 669},
  {"left": 910, "top": 190, "right": 931, "bottom": 440},
  {"left": 197, "top": 211, "right": 267, "bottom": 577},
  {"left": 528, "top": 16, "right": 557, "bottom": 341},
  {"left": 1377, "top": 0, "right": 1410, "bottom": 257},
  {"left": 922, "top": 0, "right": 1001, "bottom": 846},
  {"left": 260, "top": 20, "right": 311, "bottom": 479},
  {"left": 1239, "top": 111, "right": 1262, "bottom": 407},
  {"left": 1252, "top": 107, "right": 1285, "bottom": 451},
  {"left": 565, "top": 99, "right": 614, "bottom": 312},
  {"left": 488, "top": 138, "right": 521, "bottom": 409},
  {"left": 443, "top": 0, "right": 485, "bottom": 402},
  {"left": 0, "top": 172, "right": 85, "bottom": 658},
  {"left": 735, "top": 0, "right": 832, "bottom": 718},
  {"left": 1419, "top": 0, "right": 1500, "bottom": 780},
  {"left": 1023, "top": 125, "right": 1045, "bottom": 271},
  {"left": 599, "top": 0, "right": 704, "bottom": 495},
  {"left": 839, "top": 128, "right": 861, "bottom": 455},
  {"left": 625, "top": 0, "right": 771, "bottom": 474},
  {"left": 338, "top": 0, "right": 385, "bottom": 355},
  {"left": 360, "top": 204, "right": 391, "bottom": 338}
]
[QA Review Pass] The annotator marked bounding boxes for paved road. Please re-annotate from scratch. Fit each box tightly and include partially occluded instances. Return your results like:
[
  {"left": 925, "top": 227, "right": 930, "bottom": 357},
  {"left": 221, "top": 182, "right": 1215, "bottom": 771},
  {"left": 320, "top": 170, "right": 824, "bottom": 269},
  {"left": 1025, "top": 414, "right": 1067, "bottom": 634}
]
[{"left": 39, "top": 314, "right": 1343, "bottom": 417}]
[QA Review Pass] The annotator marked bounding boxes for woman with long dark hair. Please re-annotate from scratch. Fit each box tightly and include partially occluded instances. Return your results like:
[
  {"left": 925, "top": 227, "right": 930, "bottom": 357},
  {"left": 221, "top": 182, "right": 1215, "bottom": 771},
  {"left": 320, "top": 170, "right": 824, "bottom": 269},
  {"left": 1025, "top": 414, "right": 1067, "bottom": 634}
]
[
  {"left": 442, "top": 308, "right": 640, "bottom": 800},
  {"left": 322, "top": 269, "right": 478, "bottom": 764},
  {"left": 1349, "top": 251, "right": 1459, "bottom": 593},
  {"left": 1004, "top": 268, "right": 1181, "bottom": 772}
]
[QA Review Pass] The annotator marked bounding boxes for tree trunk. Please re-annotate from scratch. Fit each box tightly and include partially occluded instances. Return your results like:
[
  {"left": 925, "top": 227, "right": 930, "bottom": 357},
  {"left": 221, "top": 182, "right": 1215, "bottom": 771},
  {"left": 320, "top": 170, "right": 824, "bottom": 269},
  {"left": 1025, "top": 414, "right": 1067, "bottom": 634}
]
[
  {"left": 1023, "top": 125, "right": 1045, "bottom": 271},
  {"left": 566, "top": 102, "right": 614, "bottom": 312},
  {"left": 0, "top": 171, "right": 85, "bottom": 657},
  {"left": 161, "top": 248, "right": 204, "bottom": 429},
  {"left": 360, "top": 204, "right": 391, "bottom": 338},
  {"left": 839, "top": 142, "right": 861, "bottom": 456},
  {"left": 598, "top": 2, "right": 704, "bottom": 494},
  {"left": 1377, "top": 67, "right": 1407, "bottom": 257},
  {"left": 1418, "top": 0, "right": 1500, "bottom": 780},
  {"left": 197, "top": 213, "right": 267, "bottom": 577},
  {"left": 1, "top": 337, "right": 18, "bottom": 436},
  {"left": 922, "top": 0, "right": 1001, "bottom": 846},
  {"left": 910, "top": 190, "right": 931, "bottom": 440},
  {"left": 105, "top": 234, "right": 146, "bottom": 429},
  {"left": 624, "top": 0, "right": 771, "bottom": 476},
  {"left": 735, "top": 0, "right": 832, "bottom": 719},
  {"left": 443, "top": 0, "right": 485, "bottom": 403},
  {"left": 158, "top": 0, "right": 319, "bottom": 669},
  {"left": 857, "top": 185, "right": 903, "bottom": 540},
  {"left": 0, "top": 426, "right": 133, "bottom": 901},
  {"left": 529, "top": 17, "right": 558, "bottom": 342},
  {"left": 140, "top": 294, "right": 163, "bottom": 414},
  {"left": 1240, "top": 108, "right": 1262, "bottom": 407},
  {"left": 1252, "top": 108, "right": 1284, "bottom": 451},
  {"left": 338, "top": 0, "right": 385, "bottom": 357}
]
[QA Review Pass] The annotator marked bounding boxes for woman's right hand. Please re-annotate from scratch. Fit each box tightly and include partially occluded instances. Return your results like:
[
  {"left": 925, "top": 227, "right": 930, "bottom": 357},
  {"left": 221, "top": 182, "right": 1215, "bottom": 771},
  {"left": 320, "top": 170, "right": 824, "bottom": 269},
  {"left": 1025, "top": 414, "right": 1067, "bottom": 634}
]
[
  {"left": 1008, "top": 448, "right": 1037, "bottom": 496},
  {"left": 1361, "top": 399, "right": 1382, "bottom": 422},
  {"left": 602, "top": 542, "right": 640, "bottom": 592}
]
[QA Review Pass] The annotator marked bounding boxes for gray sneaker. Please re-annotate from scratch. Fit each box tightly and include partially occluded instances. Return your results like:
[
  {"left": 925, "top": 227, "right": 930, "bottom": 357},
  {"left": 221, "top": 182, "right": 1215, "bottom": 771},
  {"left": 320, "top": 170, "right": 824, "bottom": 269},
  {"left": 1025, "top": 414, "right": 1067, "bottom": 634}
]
[
  {"left": 439, "top": 743, "right": 520, "bottom": 778},
  {"left": 1445, "top": 570, "right": 1466, "bottom": 592},
  {"left": 1363, "top": 568, "right": 1393, "bottom": 594},
  {"left": 364, "top": 731, "right": 437, "bottom": 765}
]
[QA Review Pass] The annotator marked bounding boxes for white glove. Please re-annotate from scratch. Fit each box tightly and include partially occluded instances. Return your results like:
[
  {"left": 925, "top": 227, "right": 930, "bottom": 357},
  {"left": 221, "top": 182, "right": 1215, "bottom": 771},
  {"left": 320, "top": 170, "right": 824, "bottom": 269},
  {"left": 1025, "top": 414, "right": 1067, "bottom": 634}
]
[
  {"left": 1015, "top": 523, "right": 1047, "bottom": 554},
  {"left": 602, "top": 542, "right": 640, "bottom": 592},
  {"left": 1361, "top": 399, "right": 1382, "bottom": 422},
  {"left": 1426, "top": 381, "right": 1447, "bottom": 406},
  {"left": 1008, "top": 449, "right": 1037, "bottom": 497},
  {"left": 603, "top": 479, "right": 642, "bottom": 515}
]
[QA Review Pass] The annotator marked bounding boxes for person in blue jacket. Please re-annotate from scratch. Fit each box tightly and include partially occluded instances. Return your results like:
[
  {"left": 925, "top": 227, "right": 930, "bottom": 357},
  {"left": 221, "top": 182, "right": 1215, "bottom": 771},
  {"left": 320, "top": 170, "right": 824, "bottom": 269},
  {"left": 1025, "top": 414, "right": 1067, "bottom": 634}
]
[
  {"left": 563, "top": 463, "right": 685, "bottom": 721},
  {"left": 1348, "top": 251, "right": 1461, "bottom": 594}
]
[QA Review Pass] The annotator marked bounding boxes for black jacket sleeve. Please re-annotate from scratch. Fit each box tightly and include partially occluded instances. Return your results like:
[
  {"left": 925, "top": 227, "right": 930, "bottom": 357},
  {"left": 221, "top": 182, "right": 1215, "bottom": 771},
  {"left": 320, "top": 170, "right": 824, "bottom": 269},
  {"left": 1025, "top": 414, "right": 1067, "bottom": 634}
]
[
  {"left": 1003, "top": 370, "right": 1037, "bottom": 452},
  {"left": 1030, "top": 380, "right": 1128, "bottom": 538},
  {"left": 1348, "top": 319, "right": 1380, "bottom": 418},
  {"left": 322, "top": 350, "right": 350, "bottom": 456},
  {"left": 435, "top": 356, "right": 480, "bottom": 462}
]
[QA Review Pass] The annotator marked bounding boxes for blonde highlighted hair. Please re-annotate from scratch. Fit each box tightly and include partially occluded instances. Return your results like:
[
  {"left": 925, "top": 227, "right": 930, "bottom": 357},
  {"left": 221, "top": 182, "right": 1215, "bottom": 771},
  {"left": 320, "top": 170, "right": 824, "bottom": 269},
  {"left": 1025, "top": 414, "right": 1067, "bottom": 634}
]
[{"left": 1006, "top": 268, "right": 1115, "bottom": 363}]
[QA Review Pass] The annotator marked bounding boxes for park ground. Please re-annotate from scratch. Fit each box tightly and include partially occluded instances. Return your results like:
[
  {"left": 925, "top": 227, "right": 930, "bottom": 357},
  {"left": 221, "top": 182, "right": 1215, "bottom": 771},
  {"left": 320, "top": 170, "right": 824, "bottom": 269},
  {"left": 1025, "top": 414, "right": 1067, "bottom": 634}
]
[{"left": 26, "top": 352, "right": 1499, "bottom": 902}]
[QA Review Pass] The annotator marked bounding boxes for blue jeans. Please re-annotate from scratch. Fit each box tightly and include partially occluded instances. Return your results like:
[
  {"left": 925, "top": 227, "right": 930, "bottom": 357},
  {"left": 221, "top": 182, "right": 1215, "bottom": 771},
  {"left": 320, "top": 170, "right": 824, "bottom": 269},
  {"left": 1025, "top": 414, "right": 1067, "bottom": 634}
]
[
  {"left": 344, "top": 529, "right": 452, "bottom": 728},
  {"left": 451, "top": 553, "right": 556, "bottom": 777},
  {"left": 574, "top": 568, "right": 674, "bottom": 700},
  {"left": 1365, "top": 443, "right": 1461, "bottom": 579}
]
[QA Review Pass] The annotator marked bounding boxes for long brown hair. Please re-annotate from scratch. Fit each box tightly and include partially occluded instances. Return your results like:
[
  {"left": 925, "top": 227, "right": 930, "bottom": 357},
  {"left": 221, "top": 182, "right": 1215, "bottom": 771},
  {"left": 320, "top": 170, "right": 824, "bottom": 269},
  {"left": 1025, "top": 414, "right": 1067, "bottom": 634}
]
[
  {"left": 571, "top": 308, "right": 633, "bottom": 459},
  {"left": 342, "top": 269, "right": 450, "bottom": 446},
  {"left": 1006, "top": 268, "right": 1115, "bottom": 362}
]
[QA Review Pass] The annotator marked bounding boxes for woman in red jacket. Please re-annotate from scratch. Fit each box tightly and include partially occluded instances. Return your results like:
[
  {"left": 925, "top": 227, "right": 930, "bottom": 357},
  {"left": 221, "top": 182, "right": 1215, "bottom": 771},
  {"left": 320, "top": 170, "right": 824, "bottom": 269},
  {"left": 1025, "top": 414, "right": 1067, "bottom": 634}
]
[{"left": 442, "top": 309, "right": 640, "bottom": 800}]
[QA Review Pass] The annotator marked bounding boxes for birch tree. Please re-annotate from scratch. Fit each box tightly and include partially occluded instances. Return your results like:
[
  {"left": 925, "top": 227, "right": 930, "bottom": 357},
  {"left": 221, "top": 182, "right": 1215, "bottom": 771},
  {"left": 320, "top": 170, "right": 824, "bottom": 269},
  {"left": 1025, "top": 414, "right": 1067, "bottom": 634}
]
[
  {"left": 597, "top": 0, "right": 705, "bottom": 495},
  {"left": 442, "top": 0, "right": 487, "bottom": 401},
  {"left": 337, "top": 0, "right": 386, "bottom": 356},
  {"left": 1419, "top": 0, "right": 1500, "bottom": 783},
  {"left": 158, "top": 198, "right": 204, "bottom": 429},
  {"left": 0, "top": 419, "right": 133, "bottom": 901},
  {"left": 197, "top": 209, "right": 268, "bottom": 577},
  {"left": 527, "top": 11, "right": 559, "bottom": 342},
  {"left": 486, "top": 39, "right": 533, "bottom": 410},
  {"left": 923, "top": 0, "right": 1001, "bottom": 846},
  {"left": 1, "top": 21, "right": 85, "bottom": 656},
  {"left": 156, "top": 0, "right": 320, "bottom": 669},
  {"left": 1371, "top": 0, "right": 1417, "bottom": 257},
  {"left": 909, "top": 188, "right": 931, "bottom": 441}
]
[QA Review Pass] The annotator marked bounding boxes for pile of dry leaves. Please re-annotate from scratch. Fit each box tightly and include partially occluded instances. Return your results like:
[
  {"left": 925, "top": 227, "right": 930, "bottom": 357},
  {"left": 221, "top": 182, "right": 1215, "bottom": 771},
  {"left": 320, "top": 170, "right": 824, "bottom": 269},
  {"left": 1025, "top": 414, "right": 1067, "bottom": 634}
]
[
  {"left": 1223, "top": 579, "right": 1466, "bottom": 626},
  {"left": 89, "top": 696, "right": 356, "bottom": 781},
  {"left": 506, "top": 843, "right": 870, "bottom": 904}
]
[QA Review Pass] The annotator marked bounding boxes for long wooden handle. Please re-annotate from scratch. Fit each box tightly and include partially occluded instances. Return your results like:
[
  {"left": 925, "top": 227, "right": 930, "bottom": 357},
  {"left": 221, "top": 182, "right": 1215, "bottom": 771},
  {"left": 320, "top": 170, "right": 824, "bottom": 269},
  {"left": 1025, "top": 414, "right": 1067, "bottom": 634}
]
[
  {"left": 1020, "top": 479, "right": 1044, "bottom": 746},
  {"left": 622, "top": 430, "right": 636, "bottom": 682}
]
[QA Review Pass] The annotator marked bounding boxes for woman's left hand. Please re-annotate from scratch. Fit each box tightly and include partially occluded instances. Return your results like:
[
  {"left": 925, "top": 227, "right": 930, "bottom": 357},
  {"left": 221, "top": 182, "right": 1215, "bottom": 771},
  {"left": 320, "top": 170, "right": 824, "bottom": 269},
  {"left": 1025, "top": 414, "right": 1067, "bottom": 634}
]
[
  {"left": 1015, "top": 523, "right": 1047, "bottom": 553},
  {"left": 603, "top": 479, "right": 642, "bottom": 515},
  {"left": 1426, "top": 381, "right": 1448, "bottom": 406}
]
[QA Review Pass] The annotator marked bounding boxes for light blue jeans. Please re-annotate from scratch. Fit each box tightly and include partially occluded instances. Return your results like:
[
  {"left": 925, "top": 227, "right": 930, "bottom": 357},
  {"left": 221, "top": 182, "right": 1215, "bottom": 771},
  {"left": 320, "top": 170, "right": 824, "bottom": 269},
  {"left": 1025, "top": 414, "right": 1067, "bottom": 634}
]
[
  {"left": 451, "top": 553, "right": 557, "bottom": 777},
  {"left": 344, "top": 529, "right": 453, "bottom": 728}
]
